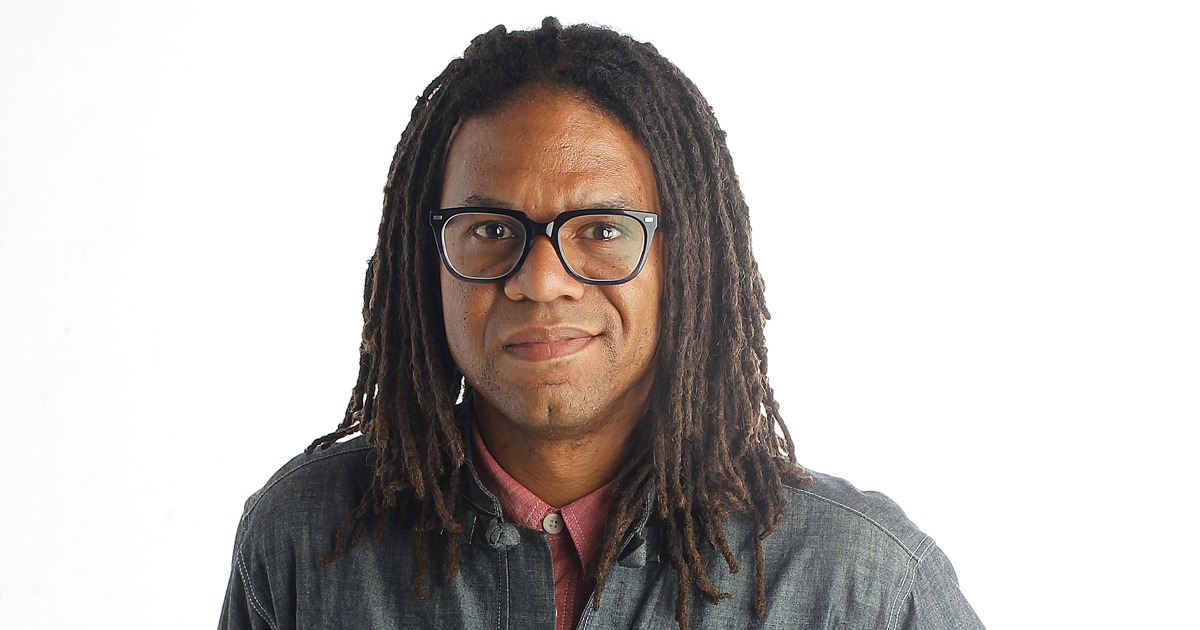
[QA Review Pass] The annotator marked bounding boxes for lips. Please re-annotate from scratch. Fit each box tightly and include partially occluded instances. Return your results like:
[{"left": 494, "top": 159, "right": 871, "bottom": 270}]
[{"left": 501, "top": 326, "right": 599, "bottom": 361}]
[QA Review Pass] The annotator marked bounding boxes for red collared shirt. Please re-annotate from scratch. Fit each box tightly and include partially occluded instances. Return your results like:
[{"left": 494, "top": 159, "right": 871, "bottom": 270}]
[{"left": 472, "top": 425, "right": 615, "bottom": 630}]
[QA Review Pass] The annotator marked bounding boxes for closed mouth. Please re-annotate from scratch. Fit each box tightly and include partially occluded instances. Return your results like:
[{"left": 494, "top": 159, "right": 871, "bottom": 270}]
[{"left": 501, "top": 326, "right": 599, "bottom": 361}]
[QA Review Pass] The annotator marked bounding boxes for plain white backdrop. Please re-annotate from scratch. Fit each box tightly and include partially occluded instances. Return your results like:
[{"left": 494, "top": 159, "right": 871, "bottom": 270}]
[{"left": 2, "top": 1, "right": 1197, "bottom": 628}]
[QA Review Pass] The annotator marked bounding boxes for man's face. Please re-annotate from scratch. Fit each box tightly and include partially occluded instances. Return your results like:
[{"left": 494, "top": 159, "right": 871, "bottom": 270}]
[{"left": 439, "top": 87, "right": 664, "bottom": 439}]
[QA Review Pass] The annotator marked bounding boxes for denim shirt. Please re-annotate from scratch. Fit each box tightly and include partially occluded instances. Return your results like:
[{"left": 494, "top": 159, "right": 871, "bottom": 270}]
[{"left": 220, "top": 435, "right": 985, "bottom": 629}]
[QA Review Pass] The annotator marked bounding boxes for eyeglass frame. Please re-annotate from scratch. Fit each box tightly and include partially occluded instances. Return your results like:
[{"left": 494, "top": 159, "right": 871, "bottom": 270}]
[{"left": 428, "top": 207, "right": 664, "bottom": 286}]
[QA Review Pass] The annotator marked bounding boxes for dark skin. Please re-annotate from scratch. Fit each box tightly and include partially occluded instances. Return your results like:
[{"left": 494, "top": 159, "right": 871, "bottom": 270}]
[{"left": 439, "top": 87, "right": 665, "bottom": 507}]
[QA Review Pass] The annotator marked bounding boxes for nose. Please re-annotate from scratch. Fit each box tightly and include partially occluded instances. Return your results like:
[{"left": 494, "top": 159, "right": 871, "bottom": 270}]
[{"left": 503, "top": 236, "right": 586, "bottom": 302}]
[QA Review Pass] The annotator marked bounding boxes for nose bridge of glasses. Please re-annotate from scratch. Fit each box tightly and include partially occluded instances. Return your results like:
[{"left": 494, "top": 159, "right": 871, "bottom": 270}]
[
  {"left": 522, "top": 230, "right": 569, "bottom": 273},
  {"left": 520, "top": 217, "right": 562, "bottom": 267},
  {"left": 525, "top": 215, "right": 555, "bottom": 240}
]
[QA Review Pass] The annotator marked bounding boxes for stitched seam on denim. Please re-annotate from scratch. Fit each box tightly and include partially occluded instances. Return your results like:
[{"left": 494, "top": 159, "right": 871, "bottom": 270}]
[
  {"left": 577, "top": 589, "right": 597, "bottom": 628},
  {"left": 884, "top": 535, "right": 931, "bottom": 630},
  {"left": 243, "top": 444, "right": 374, "bottom": 520},
  {"left": 465, "top": 493, "right": 496, "bottom": 516},
  {"left": 912, "top": 535, "right": 935, "bottom": 561},
  {"left": 234, "top": 544, "right": 279, "bottom": 630},
  {"left": 910, "top": 554, "right": 953, "bottom": 628},
  {"left": 791, "top": 488, "right": 920, "bottom": 558},
  {"left": 499, "top": 550, "right": 508, "bottom": 630}
]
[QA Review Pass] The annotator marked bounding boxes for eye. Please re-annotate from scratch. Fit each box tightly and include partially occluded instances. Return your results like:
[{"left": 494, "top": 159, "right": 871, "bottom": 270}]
[
  {"left": 579, "top": 222, "right": 629, "bottom": 241},
  {"left": 471, "top": 221, "right": 518, "bottom": 240}
]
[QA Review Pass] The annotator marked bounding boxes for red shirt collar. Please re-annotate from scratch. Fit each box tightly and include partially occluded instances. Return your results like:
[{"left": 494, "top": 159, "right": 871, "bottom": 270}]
[{"left": 471, "top": 423, "right": 615, "bottom": 573}]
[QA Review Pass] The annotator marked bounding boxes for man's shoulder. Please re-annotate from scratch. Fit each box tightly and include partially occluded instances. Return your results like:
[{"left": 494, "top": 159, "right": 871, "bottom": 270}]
[
  {"left": 775, "top": 468, "right": 934, "bottom": 562},
  {"left": 236, "top": 437, "right": 375, "bottom": 541},
  {"left": 764, "top": 470, "right": 984, "bottom": 628}
]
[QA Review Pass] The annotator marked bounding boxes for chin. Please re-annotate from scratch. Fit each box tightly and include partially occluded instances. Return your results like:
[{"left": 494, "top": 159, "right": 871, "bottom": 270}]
[
  {"left": 505, "top": 398, "right": 587, "bottom": 428},
  {"left": 478, "top": 388, "right": 597, "bottom": 433}
]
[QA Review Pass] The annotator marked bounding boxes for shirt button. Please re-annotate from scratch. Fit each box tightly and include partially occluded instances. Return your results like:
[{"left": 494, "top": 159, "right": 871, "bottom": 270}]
[{"left": 542, "top": 512, "right": 564, "bottom": 535}]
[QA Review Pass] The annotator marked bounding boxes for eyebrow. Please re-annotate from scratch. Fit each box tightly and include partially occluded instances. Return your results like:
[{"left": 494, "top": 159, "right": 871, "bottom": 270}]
[
  {"left": 456, "top": 194, "right": 643, "bottom": 211},
  {"left": 459, "top": 194, "right": 513, "bottom": 209}
]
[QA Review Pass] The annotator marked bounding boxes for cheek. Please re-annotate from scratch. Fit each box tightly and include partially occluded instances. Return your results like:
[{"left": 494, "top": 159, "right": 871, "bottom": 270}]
[
  {"left": 440, "top": 271, "right": 478, "bottom": 363},
  {"left": 613, "top": 254, "right": 664, "bottom": 343},
  {"left": 639, "top": 242, "right": 666, "bottom": 336},
  {"left": 439, "top": 269, "right": 459, "bottom": 331}
]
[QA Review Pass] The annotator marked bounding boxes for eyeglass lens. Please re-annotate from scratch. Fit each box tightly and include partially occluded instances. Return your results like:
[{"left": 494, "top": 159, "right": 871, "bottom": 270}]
[{"left": 441, "top": 212, "right": 648, "bottom": 282}]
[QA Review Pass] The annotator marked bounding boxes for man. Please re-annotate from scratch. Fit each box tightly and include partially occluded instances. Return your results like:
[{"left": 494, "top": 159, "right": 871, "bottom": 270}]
[{"left": 220, "top": 18, "right": 984, "bottom": 630}]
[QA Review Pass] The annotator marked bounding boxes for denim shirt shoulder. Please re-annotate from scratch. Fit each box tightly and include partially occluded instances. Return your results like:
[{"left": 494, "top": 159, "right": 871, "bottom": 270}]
[
  {"left": 726, "top": 470, "right": 984, "bottom": 629},
  {"left": 242, "top": 437, "right": 376, "bottom": 526},
  {"left": 783, "top": 469, "right": 930, "bottom": 558},
  {"left": 220, "top": 438, "right": 378, "bottom": 630}
]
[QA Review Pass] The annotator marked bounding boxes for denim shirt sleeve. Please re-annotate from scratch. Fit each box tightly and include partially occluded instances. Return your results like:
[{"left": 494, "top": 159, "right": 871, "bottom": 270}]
[
  {"left": 902, "top": 543, "right": 983, "bottom": 629},
  {"left": 219, "top": 484, "right": 289, "bottom": 628},
  {"left": 219, "top": 490, "right": 281, "bottom": 630}
]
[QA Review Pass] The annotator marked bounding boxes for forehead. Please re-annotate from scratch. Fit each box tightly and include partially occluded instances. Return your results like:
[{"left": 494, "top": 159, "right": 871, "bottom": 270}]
[{"left": 440, "top": 88, "right": 660, "bottom": 217}]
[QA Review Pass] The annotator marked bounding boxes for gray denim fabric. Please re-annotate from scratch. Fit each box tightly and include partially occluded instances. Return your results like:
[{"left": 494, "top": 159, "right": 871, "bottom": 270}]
[{"left": 220, "top": 434, "right": 985, "bottom": 629}]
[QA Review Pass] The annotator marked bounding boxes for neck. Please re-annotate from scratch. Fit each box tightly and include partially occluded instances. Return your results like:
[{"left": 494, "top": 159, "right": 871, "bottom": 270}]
[{"left": 473, "top": 400, "right": 640, "bottom": 507}]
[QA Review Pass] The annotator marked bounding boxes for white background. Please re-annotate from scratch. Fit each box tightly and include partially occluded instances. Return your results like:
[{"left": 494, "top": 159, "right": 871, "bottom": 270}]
[{"left": 2, "top": 1, "right": 1197, "bottom": 628}]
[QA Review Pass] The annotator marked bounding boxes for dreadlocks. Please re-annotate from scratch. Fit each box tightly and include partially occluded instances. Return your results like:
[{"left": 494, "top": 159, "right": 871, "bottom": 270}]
[{"left": 306, "top": 17, "right": 810, "bottom": 628}]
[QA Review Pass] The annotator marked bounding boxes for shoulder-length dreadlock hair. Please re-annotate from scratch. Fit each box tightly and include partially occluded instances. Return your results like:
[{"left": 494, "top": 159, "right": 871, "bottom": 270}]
[{"left": 308, "top": 17, "right": 809, "bottom": 628}]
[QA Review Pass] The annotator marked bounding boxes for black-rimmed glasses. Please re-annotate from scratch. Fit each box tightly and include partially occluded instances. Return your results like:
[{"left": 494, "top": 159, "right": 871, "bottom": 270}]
[{"left": 429, "top": 207, "right": 663, "bottom": 285}]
